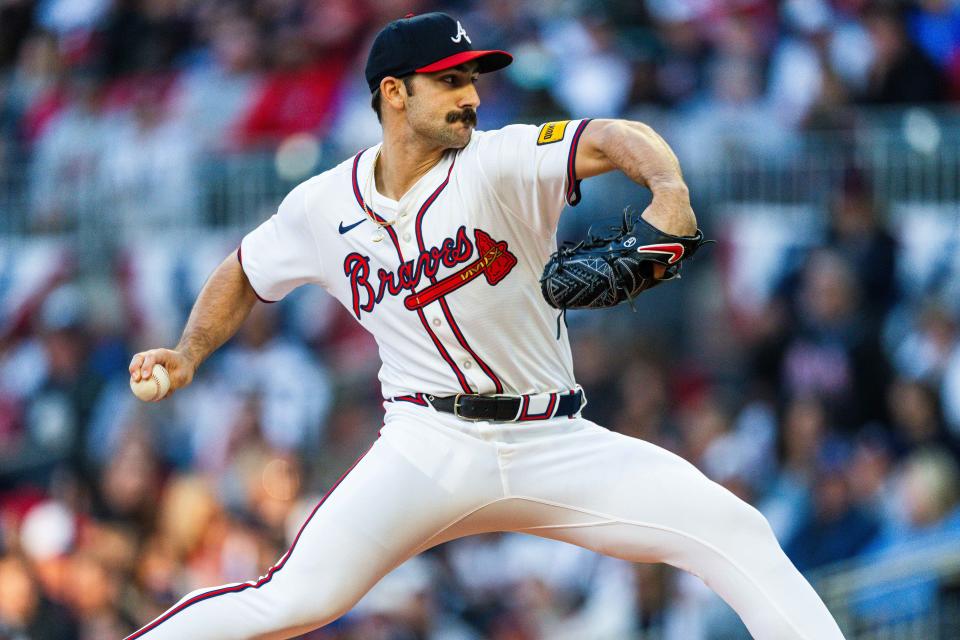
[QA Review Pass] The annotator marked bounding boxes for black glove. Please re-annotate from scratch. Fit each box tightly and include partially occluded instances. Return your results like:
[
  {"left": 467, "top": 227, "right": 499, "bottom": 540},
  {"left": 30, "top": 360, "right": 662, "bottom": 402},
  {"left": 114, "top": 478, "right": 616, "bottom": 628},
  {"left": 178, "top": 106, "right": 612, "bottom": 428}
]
[{"left": 541, "top": 208, "right": 711, "bottom": 311}]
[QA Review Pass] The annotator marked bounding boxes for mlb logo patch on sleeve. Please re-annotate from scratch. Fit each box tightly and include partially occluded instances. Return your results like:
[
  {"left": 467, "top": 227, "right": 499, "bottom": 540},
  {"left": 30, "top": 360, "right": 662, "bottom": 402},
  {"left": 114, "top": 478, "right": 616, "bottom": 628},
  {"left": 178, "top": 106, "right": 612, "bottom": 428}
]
[{"left": 537, "top": 120, "right": 569, "bottom": 145}]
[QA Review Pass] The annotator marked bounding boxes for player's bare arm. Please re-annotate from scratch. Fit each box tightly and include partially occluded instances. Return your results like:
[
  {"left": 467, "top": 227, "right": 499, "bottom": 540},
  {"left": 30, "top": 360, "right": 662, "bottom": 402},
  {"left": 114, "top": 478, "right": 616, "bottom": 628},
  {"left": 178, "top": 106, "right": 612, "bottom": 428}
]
[
  {"left": 128, "top": 253, "right": 258, "bottom": 394},
  {"left": 575, "top": 119, "right": 695, "bottom": 237}
]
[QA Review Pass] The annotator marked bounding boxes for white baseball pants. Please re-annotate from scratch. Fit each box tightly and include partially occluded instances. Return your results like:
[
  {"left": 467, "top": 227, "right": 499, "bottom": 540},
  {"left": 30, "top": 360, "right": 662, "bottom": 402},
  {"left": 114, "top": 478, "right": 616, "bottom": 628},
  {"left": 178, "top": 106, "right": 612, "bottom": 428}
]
[{"left": 127, "top": 401, "right": 845, "bottom": 640}]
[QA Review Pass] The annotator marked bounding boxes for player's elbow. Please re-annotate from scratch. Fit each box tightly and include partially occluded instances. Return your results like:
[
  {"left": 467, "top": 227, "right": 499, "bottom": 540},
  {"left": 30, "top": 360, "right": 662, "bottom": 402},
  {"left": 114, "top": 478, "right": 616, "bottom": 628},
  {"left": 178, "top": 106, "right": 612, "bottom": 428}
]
[{"left": 593, "top": 119, "right": 636, "bottom": 151}]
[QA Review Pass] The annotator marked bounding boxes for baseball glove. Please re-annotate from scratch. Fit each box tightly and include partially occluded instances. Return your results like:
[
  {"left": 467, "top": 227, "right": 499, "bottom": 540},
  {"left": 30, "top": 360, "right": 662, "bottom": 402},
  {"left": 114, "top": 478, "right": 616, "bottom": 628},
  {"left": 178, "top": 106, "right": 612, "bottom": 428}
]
[{"left": 540, "top": 208, "right": 711, "bottom": 314}]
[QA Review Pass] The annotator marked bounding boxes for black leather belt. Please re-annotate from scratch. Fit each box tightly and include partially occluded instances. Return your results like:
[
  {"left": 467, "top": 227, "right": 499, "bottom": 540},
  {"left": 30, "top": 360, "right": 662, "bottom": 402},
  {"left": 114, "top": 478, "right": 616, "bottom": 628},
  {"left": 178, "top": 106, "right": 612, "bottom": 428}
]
[{"left": 426, "top": 390, "right": 584, "bottom": 422}]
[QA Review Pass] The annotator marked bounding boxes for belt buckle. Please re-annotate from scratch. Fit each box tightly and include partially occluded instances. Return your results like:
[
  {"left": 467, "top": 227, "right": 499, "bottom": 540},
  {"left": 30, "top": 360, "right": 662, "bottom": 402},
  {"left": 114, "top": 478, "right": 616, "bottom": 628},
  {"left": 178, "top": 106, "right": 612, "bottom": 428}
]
[{"left": 452, "top": 393, "right": 483, "bottom": 422}]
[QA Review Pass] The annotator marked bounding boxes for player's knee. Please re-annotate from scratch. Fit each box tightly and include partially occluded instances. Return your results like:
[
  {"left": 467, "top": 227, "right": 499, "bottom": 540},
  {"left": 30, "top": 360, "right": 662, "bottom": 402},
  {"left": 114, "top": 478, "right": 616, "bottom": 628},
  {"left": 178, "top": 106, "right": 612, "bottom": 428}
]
[
  {"left": 718, "top": 490, "right": 776, "bottom": 543},
  {"left": 273, "top": 582, "right": 357, "bottom": 629},
  {"left": 690, "top": 473, "right": 776, "bottom": 545}
]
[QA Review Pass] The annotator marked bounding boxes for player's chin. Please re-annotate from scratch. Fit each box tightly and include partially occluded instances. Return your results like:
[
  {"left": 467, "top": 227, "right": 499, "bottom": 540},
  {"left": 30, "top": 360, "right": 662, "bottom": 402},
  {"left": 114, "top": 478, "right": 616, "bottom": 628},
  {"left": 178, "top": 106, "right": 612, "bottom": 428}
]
[{"left": 448, "top": 123, "right": 474, "bottom": 147}]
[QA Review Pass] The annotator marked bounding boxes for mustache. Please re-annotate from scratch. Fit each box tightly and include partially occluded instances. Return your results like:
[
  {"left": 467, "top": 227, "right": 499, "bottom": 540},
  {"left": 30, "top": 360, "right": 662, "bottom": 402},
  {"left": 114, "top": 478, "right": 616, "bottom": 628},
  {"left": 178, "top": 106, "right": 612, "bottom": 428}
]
[{"left": 446, "top": 108, "right": 477, "bottom": 126}]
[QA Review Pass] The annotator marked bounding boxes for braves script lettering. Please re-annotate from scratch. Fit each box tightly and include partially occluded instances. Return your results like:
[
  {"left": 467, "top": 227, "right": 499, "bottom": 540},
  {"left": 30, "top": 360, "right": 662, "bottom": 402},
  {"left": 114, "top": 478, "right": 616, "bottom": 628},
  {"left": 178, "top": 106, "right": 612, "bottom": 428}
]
[{"left": 345, "top": 226, "right": 474, "bottom": 319}]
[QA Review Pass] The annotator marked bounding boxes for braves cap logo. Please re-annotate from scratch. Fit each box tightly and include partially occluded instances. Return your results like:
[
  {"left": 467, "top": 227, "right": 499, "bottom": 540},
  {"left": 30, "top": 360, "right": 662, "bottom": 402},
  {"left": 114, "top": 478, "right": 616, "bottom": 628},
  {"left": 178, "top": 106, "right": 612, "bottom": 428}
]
[{"left": 450, "top": 20, "right": 471, "bottom": 44}]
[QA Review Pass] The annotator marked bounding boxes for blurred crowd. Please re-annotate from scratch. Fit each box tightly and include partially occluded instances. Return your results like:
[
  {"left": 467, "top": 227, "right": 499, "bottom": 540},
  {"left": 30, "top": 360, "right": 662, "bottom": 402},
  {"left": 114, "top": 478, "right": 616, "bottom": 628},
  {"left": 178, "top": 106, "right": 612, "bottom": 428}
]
[
  {"left": 2, "top": 0, "right": 960, "bottom": 231},
  {"left": 3, "top": 0, "right": 960, "bottom": 639}
]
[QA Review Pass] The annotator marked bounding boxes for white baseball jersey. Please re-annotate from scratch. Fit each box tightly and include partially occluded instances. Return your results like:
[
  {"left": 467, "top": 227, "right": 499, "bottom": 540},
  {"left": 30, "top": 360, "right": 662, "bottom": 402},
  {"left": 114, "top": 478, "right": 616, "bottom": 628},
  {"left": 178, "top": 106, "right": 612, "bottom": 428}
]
[{"left": 240, "top": 119, "right": 592, "bottom": 400}]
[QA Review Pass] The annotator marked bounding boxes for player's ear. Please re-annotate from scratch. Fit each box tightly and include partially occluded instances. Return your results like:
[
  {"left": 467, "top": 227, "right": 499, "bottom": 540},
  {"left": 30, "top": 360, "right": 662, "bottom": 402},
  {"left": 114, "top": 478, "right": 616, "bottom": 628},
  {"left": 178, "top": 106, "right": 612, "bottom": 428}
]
[{"left": 380, "top": 76, "right": 408, "bottom": 114}]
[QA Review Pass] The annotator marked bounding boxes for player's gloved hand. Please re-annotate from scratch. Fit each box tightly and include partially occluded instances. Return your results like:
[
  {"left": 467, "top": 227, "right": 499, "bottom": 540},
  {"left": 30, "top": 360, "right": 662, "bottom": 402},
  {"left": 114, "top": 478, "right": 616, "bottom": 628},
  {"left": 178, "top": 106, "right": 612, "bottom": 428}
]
[
  {"left": 128, "top": 348, "right": 196, "bottom": 398},
  {"left": 540, "top": 207, "right": 711, "bottom": 312}
]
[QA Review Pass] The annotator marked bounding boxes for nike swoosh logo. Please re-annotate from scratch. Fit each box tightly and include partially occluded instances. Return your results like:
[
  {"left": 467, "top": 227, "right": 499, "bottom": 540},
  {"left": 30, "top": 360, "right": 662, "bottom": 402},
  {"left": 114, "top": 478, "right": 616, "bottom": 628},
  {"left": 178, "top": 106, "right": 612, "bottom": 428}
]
[
  {"left": 637, "top": 243, "right": 685, "bottom": 264},
  {"left": 338, "top": 219, "right": 365, "bottom": 234}
]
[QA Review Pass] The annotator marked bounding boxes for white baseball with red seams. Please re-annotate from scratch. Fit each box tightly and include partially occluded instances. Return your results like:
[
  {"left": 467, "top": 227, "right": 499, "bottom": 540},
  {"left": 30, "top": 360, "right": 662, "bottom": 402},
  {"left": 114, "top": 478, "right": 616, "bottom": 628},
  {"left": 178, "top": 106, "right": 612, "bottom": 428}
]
[
  {"left": 129, "top": 363, "right": 171, "bottom": 402},
  {"left": 127, "top": 120, "right": 845, "bottom": 640}
]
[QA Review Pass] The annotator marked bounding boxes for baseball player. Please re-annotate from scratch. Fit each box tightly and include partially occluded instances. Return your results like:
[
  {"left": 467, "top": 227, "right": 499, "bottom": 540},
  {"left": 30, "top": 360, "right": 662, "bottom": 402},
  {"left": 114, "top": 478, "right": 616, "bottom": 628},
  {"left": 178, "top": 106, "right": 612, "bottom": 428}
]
[{"left": 127, "top": 13, "right": 845, "bottom": 640}]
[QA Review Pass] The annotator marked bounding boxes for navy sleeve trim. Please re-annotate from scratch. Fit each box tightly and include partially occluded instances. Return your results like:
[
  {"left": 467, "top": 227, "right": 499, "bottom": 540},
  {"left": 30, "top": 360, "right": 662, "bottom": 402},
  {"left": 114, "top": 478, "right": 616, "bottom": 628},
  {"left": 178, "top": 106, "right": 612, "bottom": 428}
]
[{"left": 564, "top": 119, "right": 592, "bottom": 207}]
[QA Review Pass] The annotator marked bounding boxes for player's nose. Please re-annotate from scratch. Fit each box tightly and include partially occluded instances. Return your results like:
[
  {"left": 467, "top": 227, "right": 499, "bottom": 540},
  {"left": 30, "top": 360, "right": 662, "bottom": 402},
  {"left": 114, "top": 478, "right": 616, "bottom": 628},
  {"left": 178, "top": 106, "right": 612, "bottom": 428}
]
[{"left": 458, "top": 83, "right": 480, "bottom": 110}]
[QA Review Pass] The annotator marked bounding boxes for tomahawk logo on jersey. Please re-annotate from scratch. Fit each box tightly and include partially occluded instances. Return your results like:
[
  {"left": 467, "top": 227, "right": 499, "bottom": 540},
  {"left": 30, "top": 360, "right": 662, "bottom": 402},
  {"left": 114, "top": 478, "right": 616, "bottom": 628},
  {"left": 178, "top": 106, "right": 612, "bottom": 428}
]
[{"left": 238, "top": 119, "right": 591, "bottom": 399}]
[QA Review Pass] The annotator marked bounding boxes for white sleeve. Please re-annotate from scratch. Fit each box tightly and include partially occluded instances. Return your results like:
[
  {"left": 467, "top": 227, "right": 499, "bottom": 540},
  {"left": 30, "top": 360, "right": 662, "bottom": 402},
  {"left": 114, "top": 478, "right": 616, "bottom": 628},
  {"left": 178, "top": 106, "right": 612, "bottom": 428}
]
[
  {"left": 474, "top": 119, "right": 592, "bottom": 237},
  {"left": 238, "top": 182, "right": 323, "bottom": 302}
]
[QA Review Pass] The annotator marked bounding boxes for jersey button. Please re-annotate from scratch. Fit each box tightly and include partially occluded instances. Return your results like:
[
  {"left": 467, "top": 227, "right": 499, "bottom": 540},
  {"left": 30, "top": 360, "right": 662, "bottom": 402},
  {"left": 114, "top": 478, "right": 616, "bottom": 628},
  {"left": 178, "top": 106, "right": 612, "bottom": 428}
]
[
  {"left": 463, "top": 360, "right": 473, "bottom": 369},
  {"left": 402, "top": 232, "right": 412, "bottom": 242},
  {"left": 432, "top": 318, "right": 441, "bottom": 327}
]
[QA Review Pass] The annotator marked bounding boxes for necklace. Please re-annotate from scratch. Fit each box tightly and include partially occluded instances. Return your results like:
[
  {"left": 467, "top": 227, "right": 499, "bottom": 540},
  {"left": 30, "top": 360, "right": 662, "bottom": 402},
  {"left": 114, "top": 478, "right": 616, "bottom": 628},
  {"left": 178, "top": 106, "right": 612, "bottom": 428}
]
[{"left": 364, "top": 146, "right": 398, "bottom": 242}]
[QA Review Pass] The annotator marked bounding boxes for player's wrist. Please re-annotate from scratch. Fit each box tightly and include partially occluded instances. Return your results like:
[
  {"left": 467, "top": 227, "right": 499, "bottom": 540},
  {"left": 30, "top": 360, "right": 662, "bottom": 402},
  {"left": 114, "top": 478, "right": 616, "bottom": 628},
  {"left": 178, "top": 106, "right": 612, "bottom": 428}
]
[
  {"left": 172, "top": 345, "right": 201, "bottom": 379},
  {"left": 648, "top": 177, "right": 689, "bottom": 202},
  {"left": 644, "top": 191, "right": 696, "bottom": 237}
]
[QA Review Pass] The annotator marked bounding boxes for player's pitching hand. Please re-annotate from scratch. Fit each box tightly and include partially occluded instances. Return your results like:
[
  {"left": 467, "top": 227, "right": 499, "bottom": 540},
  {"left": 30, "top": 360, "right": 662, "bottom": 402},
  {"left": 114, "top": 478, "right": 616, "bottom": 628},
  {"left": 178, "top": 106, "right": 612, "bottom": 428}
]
[{"left": 128, "top": 349, "right": 196, "bottom": 400}]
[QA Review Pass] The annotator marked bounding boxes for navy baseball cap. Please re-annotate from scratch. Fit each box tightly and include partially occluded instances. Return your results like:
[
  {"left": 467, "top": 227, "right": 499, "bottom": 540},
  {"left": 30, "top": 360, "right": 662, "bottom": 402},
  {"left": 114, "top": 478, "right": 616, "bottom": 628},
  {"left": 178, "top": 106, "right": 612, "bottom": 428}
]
[{"left": 365, "top": 13, "right": 512, "bottom": 93}]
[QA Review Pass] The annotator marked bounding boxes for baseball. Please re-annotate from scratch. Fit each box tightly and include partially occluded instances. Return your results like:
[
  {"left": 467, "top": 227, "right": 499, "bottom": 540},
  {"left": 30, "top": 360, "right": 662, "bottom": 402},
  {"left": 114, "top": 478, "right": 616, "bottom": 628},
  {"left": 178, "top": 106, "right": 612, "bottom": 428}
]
[{"left": 130, "top": 364, "right": 171, "bottom": 402}]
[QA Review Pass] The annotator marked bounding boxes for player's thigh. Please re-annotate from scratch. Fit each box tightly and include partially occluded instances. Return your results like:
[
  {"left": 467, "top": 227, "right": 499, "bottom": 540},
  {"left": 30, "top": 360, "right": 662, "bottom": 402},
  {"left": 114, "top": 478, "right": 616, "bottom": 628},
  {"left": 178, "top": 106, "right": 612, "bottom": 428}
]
[
  {"left": 287, "top": 418, "right": 501, "bottom": 578},
  {"left": 258, "top": 416, "right": 504, "bottom": 622},
  {"left": 507, "top": 422, "right": 761, "bottom": 556},
  {"left": 507, "top": 428, "right": 844, "bottom": 640}
]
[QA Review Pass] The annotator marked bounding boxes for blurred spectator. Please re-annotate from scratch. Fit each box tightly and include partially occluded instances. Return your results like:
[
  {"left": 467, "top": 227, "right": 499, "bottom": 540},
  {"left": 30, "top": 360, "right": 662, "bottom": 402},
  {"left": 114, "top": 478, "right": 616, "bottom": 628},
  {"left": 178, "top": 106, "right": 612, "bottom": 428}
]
[
  {"left": 63, "top": 551, "right": 136, "bottom": 638},
  {"left": 893, "top": 302, "right": 958, "bottom": 383},
  {"left": 885, "top": 377, "right": 959, "bottom": 461},
  {"left": 351, "top": 555, "right": 480, "bottom": 640},
  {"left": 546, "top": 17, "right": 634, "bottom": 118},
  {"left": 568, "top": 328, "right": 622, "bottom": 428},
  {"left": 759, "top": 394, "right": 826, "bottom": 542},
  {"left": 213, "top": 302, "right": 332, "bottom": 454},
  {"left": 97, "top": 0, "right": 193, "bottom": 78},
  {"left": 900, "top": 450, "right": 960, "bottom": 527},
  {"left": 610, "top": 354, "right": 676, "bottom": 450},
  {"left": 0, "top": 554, "right": 77, "bottom": 640},
  {"left": 98, "top": 78, "right": 199, "bottom": 233},
  {"left": 784, "top": 445, "right": 880, "bottom": 573},
  {"left": 92, "top": 428, "right": 161, "bottom": 536},
  {"left": 29, "top": 73, "right": 107, "bottom": 232},
  {"left": 649, "top": 14, "right": 710, "bottom": 108},
  {"left": 235, "top": 0, "right": 368, "bottom": 149},
  {"left": 860, "top": 5, "right": 945, "bottom": 104},
  {"left": 444, "top": 533, "right": 635, "bottom": 639},
  {"left": 824, "top": 171, "right": 898, "bottom": 323},
  {"left": 171, "top": 12, "right": 262, "bottom": 152},
  {"left": 854, "top": 447, "right": 960, "bottom": 623},
  {"left": 128, "top": 536, "right": 180, "bottom": 625},
  {"left": 779, "top": 250, "right": 890, "bottom": 430},
  {"left": 886, "top": 445, "right": 960, "bottom": 544},
  {"left": 766, "top": 3, "right": 829, "bottom": 129},
  {"left": 674, "top": 53, "right": 791, "bottom": 173},
  {"left": 3, "top": 30, "right": 64, "bottom": 150},
  {"left": 0, "top": 283, "right": 105, "bottom": 477},
  {"left": 846, "top": 427, "right": 899, "bottom": 524},
  {"left": 309, "top": 403, "right": 380, "bottom": 492}
]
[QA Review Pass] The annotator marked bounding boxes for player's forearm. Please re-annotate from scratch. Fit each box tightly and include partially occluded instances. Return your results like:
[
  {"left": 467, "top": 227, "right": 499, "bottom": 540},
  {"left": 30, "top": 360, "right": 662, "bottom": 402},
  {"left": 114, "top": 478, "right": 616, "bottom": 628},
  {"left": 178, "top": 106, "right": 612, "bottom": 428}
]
[
  {"left": 175, "top": 253, "right": 258, "bottom": 371},
  {"left": 590, "top": 120, "right": 695, "bottom": 236}
]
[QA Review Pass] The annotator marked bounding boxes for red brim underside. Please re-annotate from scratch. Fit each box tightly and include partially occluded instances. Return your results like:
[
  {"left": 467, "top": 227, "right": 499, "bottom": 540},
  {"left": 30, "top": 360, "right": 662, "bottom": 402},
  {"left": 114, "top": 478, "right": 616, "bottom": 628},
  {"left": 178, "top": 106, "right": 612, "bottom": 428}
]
[{"left": 416, "top": 50, "right": 513, "bottom": 74}]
